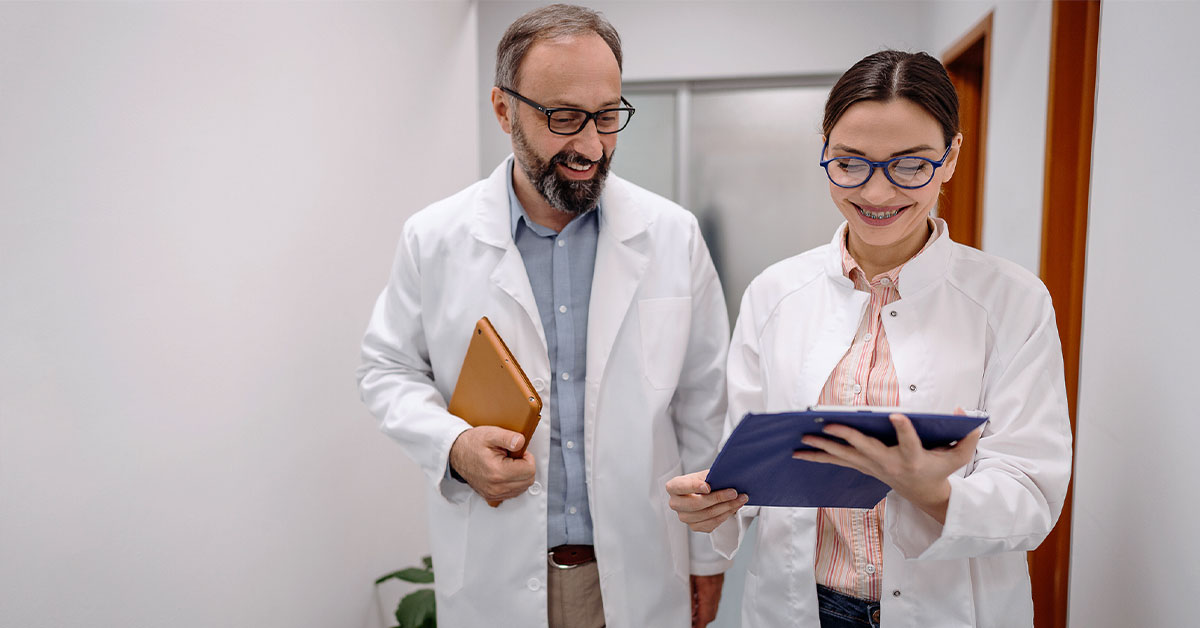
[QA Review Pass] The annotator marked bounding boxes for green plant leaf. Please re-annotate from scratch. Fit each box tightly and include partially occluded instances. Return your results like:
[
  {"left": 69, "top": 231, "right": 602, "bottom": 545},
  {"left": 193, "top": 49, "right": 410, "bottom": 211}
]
[
  {"left": 376, "top": 567, "right": 434, "bottom": 585},
  {"left": 395, "top": 589, "right": 436, "bottom": 628},
  {"left": 422, "top": 555, "right": 433, "bottom": 572}
]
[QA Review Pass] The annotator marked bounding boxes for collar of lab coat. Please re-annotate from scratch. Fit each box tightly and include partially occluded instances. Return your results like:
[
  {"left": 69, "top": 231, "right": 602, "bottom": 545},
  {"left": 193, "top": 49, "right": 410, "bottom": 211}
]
[
  {"left": 471, "top": 156, "right": 650, "bottom": 249},
  {"left": 823, "top": 217, "right": 953, "bottom": 298}
]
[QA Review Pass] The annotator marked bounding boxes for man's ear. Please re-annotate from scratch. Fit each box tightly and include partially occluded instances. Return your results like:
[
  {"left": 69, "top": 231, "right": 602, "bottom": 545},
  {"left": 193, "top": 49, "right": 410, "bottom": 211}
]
[
  {"left": 491, "top": 87, "right": 513, "bottom": 135},
  {"left": 941, "top": 132, "right": 965, "bottom": 182}
]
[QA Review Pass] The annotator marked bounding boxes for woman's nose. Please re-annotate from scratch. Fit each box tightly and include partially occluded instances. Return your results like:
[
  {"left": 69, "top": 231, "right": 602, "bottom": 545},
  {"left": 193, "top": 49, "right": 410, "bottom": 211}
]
[{"left": 859, "top": 168, "right": 897, "bottom": 204}]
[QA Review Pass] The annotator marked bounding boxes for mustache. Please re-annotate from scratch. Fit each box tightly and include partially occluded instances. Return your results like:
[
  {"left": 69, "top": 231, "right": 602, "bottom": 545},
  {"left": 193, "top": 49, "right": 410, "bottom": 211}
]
[{"left": 550, "top": 150, "right": 605, "bottom": 169}]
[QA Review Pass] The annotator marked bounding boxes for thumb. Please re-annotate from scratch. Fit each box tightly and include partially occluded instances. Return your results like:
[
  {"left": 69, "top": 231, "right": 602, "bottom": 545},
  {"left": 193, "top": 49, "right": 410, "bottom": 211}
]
[{"left": 478, "top": 426, "right": 525, "bottom": 452}]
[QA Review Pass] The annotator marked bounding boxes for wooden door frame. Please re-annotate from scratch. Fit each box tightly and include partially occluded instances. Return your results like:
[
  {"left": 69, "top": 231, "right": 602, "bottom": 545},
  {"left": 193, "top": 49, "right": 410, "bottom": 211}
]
[
  {"left": 1034, "top": 1, "right": 1101, "bottom": 627},
  {"left": 941, "top": 12, "right": 992, "bottom": 249}
]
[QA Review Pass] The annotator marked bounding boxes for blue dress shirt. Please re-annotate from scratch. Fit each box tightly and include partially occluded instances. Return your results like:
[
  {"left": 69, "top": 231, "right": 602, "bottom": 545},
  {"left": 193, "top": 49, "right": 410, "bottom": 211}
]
[{"left": 507, "top": 159, "right": 597, "bottom": 548}]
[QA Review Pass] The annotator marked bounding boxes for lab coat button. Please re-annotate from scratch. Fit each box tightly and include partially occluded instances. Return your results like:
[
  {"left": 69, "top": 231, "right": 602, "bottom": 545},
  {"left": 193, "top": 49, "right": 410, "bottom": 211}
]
[
  {"left": 889, "top": 310, "right": 897, "bottom": 317},
  {"left": 528, "top": 482, "right": 543, "bottom": 496},
  {"left": 892, "top": 590, "right": 901, "bottom": 597},
  {"left": 533, "top": 378, "right": 545, "bottom": 391},
  {"left": 909, "top": 384, "right": 917, "bottom": 392},
  {"left": 527, "top": 578, "right": 541, "bottom": 591}
]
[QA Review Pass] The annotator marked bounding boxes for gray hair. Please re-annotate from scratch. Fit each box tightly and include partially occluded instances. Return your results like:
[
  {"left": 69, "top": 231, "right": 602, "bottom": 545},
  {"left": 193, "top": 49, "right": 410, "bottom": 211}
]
[{"left": 494, "top": 4, "right": 623, "bottom": 91}]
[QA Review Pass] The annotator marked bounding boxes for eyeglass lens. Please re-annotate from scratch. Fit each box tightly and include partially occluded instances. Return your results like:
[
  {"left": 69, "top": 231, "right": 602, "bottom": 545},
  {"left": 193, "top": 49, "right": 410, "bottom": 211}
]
[
  {"left": 826, "top": 157, "right": 936, "bottom": 188},
  {"left": 548, "top": 109, "right": 631, "bottom": 134}
]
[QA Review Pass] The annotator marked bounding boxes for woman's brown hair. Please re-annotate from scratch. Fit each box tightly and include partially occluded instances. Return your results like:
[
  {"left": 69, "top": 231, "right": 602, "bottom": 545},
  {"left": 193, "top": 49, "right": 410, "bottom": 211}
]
[{"left": 823, "top": 50, "right": 960, "bottom": 148}]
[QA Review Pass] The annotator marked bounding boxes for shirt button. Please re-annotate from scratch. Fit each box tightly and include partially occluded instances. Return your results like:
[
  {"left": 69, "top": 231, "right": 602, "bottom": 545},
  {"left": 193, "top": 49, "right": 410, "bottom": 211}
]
[
  {"left": 566, "top": 440, "right": 575, "bottom": 449},
  {"left": 569, "top": 506, "right": 578, "bottom": 515},
  {"left": 865, "top": 563, "right": 876, "bottom": 574},
  {"left": 852, "top": 383, "right": 862, "bottom": 394},
  {"left": 557, "top": 239, "right": 565, "bottom": 247},
  {"left": 880, "top": 277, "right": 892, "bottom": 285},
  {"left": 864, "top": 332, "right": 872, "bottom": 341},
  {"left": 532, "top": 378, "right": 545, "bottom": 392},
  {"left": 528, "top": 482, "right": 542, "bottom": 496},
  {"left": 558, "top": 305, "right": 567, "bottom": 314},
  {"left": 528, "top": 577, "right": 542, "bottom": 591},
  {"left": 561, "top": 372, "right": 570, "bottom": 381}
]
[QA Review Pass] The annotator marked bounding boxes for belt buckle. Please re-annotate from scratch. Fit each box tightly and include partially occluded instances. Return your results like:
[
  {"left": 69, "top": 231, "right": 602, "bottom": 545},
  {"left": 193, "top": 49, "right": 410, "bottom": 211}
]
[{"left": 548, "top": 549, "right": 580, "bottom": 570}]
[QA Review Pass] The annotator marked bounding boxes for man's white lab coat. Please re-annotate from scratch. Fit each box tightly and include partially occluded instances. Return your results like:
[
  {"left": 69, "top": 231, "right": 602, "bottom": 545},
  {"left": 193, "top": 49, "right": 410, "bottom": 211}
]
[
  {"left": 712, "top": 220, "right": 1072, "bottom": 628},
  {"left": 358, "top": 160, "right": 731, "bottom": 628}
]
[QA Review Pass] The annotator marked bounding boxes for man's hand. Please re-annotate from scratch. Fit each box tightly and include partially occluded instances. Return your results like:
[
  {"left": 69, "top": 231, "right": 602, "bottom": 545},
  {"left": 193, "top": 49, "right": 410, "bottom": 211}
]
[
  {"left": 690, "top": 573, "right": 724, "bottom": 628},
  {"left": 792, "top": 412, "right": 983, "bottom": 524},
  {"left": 448, "top": 426, "right": 536, "bottom": 503},
  {"left": 666, "top": 469, "right": 748, "bottom": 533}
]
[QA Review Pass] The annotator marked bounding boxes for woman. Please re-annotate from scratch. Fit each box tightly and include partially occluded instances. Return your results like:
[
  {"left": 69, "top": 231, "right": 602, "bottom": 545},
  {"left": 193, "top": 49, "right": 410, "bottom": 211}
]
[{"left": 666, "top": 50, "right": 1072, "bottom": 628}]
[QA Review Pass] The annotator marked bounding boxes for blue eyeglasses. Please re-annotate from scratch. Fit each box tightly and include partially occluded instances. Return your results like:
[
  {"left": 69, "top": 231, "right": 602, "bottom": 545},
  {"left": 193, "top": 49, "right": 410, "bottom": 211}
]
[{"left": 819, "top": 140, "right": 952, "bottom": 189}]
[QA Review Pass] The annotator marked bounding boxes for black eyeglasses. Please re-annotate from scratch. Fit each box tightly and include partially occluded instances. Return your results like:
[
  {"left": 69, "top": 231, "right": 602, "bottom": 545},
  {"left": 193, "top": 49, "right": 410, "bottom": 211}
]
[
  {"left": 500, "top": 86, "right": 635, "bottom": 135},
  {"left": 820, "top": 139, "right": 952, "bottom": 189}
]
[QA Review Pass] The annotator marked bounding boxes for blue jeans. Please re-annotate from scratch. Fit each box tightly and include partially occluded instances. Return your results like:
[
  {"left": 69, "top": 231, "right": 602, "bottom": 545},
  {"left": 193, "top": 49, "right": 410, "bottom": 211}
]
[{"left": 817, "top": 584, "right": 881, "bottom": 628}]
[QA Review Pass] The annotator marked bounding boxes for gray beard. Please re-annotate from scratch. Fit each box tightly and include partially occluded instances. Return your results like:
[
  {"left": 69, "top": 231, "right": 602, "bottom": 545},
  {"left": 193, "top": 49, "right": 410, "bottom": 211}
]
[{"left": 512, "top": 120, "right": 611, "bottom": 215}]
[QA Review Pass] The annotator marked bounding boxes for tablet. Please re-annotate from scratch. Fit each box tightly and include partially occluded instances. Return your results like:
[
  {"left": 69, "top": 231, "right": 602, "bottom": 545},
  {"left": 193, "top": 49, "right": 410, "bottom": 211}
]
[
  {"left": 703, "top": 407, "right": 987, "bottom": 508},
  {"left": 447, "top": 317, "right": 543, "bottom": 458}
]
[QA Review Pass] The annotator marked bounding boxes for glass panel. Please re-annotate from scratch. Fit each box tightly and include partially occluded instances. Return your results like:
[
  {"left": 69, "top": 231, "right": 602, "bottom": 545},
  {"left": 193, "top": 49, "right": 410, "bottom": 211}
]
[
  {"left": 610, "top": 90, "right": 676, "bottom": 201},
  {"left": 689, "top": 85, "right": 841, "bottom": 319}
]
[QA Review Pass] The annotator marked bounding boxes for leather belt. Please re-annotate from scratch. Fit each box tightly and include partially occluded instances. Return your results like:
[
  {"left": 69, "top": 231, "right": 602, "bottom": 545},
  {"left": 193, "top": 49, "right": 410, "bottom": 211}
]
[{"left": 548, "top": 544, "right": 595, "bottom": 569}]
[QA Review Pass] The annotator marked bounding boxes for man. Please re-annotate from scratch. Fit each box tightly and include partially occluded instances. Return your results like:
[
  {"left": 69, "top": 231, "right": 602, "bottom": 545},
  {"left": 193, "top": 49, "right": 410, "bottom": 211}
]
[{"left": 357, "top": 5, "right": 729, "bottom": 627}]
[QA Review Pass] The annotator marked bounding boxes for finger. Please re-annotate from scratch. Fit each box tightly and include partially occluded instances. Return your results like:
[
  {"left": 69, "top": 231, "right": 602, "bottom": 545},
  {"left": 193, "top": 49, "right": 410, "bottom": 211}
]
[
  {"left": 889, "top": 413, "right": 925, "bottom": 458},
  {"left": 799, "top": 433, "right": 875, "bottom": 469},
  {"left": 665, "top": 469, "right": 712, "bottom": 496},
  {"left": 678, "top": 494, "right": 748, "bottom": 531},
  {"left": 673, "top": 492, "right": 746, "bottom": 523},
  {"left": 953, "top": 406, "right": 967, "bottom": 416},
  {"left": 792, "top": 449, "right": 862, "bottom": 470},
  {"left": 476, "top": 425, "right": 526, "bottom": 452},
  {"left": 669, "top": 487, "right": 740, "bottom": 514},
  {"left": 820, "top": 424, "right": 890, "bottom": 459}
]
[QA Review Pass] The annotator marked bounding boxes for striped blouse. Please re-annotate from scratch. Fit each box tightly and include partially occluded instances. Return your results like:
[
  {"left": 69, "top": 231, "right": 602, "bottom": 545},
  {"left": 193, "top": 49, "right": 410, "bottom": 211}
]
[{"left": 812, "top": 219, "right": 942, "bottom": 601}]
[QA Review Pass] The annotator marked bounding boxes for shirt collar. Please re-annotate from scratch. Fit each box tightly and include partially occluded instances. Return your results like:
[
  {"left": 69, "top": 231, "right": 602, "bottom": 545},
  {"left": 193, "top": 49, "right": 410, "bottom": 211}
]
[
  {"left": 507, "top": 156, "right": 601, "bottom": 238},
  {"left": 839, "top": 217, "right": 944, "bottom": 289}
]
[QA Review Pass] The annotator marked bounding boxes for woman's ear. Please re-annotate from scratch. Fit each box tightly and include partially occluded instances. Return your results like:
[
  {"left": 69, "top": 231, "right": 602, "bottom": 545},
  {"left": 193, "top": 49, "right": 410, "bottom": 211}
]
[{"left": 941, "top": 132, "right": 965, "bottom": 182}]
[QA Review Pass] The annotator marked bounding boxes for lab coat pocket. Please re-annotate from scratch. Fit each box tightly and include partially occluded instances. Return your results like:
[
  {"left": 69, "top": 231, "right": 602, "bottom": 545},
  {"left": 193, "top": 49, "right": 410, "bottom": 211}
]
[
  {"left": 638, "top": 297, "right": 693, "bottom": 390},
  {"left": 427, "top": 496, "right": 469, "bottom": 596}
]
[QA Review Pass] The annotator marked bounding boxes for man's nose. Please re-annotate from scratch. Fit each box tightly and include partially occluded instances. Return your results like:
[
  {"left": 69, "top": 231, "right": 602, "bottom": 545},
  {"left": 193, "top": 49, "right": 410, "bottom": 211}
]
[{"left": 568, "top": 119, "right": 605, "bottom": 162}]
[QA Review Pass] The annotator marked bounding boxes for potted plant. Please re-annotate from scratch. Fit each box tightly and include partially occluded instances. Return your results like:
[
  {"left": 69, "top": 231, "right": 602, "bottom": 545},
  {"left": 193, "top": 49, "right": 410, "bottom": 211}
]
[{"left": 375, "top": 556, "right": 436, "bottom": 628}]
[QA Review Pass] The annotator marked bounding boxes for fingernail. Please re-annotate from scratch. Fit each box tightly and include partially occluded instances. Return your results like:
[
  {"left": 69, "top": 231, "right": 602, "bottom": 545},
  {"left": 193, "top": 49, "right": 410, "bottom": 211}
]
[
  {"left": 510, "top": 435, "right": 521, "bottom": 450},
  {"left": 698, "top": 483, "right": 711, "bottom": 495},
  {"left": 739, "top": 494, "right": 749, "bottom": 503}
]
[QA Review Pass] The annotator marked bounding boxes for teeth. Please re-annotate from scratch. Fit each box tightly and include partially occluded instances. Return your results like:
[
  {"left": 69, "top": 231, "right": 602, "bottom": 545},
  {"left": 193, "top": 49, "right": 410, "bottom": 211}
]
[
  {"left": 565, "top": 162, "right": 591, "bottom": 171},
  {"left": 859, "top": 206, "right": 901, "bottom": 219}
]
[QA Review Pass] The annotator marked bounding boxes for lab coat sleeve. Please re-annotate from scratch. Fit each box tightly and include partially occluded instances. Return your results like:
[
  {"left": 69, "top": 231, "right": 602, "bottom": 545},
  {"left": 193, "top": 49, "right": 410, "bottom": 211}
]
[
  {"left": 710, "top": 282, "right": 766, "bottom": 560},
  {"left": 356, "top": 222, "right": 474, "bottom": 505},
  {"left": 890, "top": 291, "right": 1073, "bottom": 560},
  {"left": 670, "top": 218, "right": 734, "bottom": 576}
]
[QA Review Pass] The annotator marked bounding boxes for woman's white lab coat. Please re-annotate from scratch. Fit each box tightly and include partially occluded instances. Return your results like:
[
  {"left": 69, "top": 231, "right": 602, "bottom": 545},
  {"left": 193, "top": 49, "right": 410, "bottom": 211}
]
[
  {"left": 711, "top": 220, "right": 1073, "bottom": 627},
  {"left": 358, "top": 160, "right": 731, "bottom": 628}
]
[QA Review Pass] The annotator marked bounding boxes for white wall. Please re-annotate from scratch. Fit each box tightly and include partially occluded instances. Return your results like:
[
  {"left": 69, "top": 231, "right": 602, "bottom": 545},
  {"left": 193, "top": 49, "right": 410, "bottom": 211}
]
[
  {"left": 0, "top": 2, "right": 477, "bottom": 627},
  {"left": 1069, "top": 2, "right": 1200, "bottom": 626}
]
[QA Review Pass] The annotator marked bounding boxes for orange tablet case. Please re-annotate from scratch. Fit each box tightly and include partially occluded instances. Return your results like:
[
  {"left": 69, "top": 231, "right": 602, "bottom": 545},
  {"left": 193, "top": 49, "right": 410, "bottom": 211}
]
[{"left": 447, "top": 317, "right": 543, "bottom": 459}]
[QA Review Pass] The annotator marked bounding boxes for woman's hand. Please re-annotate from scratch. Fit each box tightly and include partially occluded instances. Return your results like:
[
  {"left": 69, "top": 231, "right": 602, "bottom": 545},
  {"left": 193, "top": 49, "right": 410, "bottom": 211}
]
[
  {"left": 666, "top": 469, "right": 749, "bottom": 533},
  {"left": 792, "top": 412, "right": 983, "bottom": 524}
]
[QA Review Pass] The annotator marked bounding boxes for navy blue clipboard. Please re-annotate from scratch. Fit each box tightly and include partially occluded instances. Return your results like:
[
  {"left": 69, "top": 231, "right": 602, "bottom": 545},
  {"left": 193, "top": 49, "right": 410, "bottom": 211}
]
[{"left": 704, "top": 408, "right": 988, "bottom": 509}]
